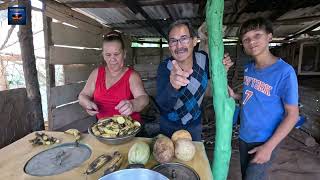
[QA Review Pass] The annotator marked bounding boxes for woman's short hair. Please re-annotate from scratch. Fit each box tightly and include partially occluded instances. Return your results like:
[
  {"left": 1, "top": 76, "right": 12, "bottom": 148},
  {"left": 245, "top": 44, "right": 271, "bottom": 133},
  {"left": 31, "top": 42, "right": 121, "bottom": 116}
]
[
  {"left": 103, "top": 31, "right": 125, "bottom": 50},
  {"left": 238, "top": 17, "right": 273, "bottom": 40}
]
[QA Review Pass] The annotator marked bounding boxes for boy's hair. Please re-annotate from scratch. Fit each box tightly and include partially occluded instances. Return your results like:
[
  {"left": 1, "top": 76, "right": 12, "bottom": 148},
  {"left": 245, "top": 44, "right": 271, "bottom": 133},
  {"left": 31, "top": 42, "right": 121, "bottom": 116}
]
[
  {"left": 103, "top": 31, "right": 125, "bottom": 50},
  {"left": 167, "top": 19, "right": 197, "bottom": 37},
  {"left": 238, "top": 17, "right": 273, "bottom": 40}
]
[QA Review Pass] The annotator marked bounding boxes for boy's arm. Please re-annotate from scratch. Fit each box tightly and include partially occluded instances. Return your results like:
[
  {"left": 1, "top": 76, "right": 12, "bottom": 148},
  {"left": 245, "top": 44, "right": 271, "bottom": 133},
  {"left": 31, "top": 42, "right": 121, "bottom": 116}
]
[
  {"left": 249, "top": 67, "right": 299, "bottom": 164},
  {"left": 249, "top": 105, "right": 298, "bottom": 164}
]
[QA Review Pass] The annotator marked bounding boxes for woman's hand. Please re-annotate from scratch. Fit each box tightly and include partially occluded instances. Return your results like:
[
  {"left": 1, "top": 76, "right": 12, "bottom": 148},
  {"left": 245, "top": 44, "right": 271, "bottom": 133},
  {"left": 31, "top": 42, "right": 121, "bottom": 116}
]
[
  {"left": 115, "top": 100, "right": 134, "bottom": 116},
  {"left": 85, "top": 101, "right": 99, "bottom": 116},
  {"left": 222, "top": 53, "right": 234, "bottom": 72}
]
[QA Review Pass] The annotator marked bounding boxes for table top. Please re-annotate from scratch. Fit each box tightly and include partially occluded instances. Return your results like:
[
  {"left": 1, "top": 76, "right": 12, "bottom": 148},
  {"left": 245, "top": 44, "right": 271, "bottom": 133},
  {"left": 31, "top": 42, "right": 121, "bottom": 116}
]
[{"left": 0, "top": 131, "right": 213, "bottom": 180}]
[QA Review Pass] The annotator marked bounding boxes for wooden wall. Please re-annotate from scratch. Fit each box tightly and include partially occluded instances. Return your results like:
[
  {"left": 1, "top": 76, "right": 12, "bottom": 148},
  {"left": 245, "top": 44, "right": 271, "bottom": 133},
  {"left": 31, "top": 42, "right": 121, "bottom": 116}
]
[
  {"left": 44, "top": 0, "right": 107, "bottom": 131},
  {"left": 0, "top": 88, "right": 32, "bottom": 148},
  {"left": 132, "top": 47, "right": 171, "bottom": 97}
]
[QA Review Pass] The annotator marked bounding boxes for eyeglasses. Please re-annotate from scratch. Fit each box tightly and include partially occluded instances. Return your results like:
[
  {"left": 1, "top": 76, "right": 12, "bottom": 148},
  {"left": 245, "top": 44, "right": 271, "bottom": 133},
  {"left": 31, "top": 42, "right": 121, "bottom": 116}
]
[{"left": 168, "top": 36, "right": 192, "bottom": 47}]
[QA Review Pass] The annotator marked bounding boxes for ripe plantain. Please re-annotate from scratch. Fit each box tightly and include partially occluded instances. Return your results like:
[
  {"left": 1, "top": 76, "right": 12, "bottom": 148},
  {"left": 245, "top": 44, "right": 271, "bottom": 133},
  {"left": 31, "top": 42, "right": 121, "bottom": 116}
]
[
  {"left": 64, "top": 129, "right": 81, "bottom": 141},
  {"left": 104, "top": 151, "right": 123, "bottom": 172},
  {"left": 85, "top": 154, "right": 112, "bottom": 175},
  {"left": 104, "top": 151, "right": 123, "bottom": 175}
]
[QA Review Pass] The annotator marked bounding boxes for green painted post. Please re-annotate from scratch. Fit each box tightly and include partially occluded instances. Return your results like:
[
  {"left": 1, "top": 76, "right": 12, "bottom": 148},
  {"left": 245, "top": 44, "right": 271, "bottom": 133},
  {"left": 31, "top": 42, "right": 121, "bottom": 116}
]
[{"left": 206, "top": 0, "right": 235, "bottom": 179}]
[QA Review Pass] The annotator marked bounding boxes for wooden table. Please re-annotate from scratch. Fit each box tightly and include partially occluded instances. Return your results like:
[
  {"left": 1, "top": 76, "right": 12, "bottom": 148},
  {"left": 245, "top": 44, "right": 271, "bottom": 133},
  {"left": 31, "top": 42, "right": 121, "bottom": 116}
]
[{"left": 0, "top": 131, "right": 213, "bottom": 180}]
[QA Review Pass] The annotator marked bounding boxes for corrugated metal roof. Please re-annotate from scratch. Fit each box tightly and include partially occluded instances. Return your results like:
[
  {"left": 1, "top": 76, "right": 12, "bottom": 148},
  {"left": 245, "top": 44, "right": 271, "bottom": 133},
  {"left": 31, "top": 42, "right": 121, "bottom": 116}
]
[{"left": 58, "top": 0, "right": 320, "bottom": 39}]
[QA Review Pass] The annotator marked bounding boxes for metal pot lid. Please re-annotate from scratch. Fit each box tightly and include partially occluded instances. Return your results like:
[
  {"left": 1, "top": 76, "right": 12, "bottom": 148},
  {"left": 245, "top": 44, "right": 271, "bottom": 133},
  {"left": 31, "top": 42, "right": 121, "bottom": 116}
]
[
  {"left": 99, "top": 168, "right": 169, "bottom": 180},
  {"left": 24, "top": 143, "right": 91, "bottom": 176},
  {"left": 152, "top": 162, "right": 200, "bottom": 180}
]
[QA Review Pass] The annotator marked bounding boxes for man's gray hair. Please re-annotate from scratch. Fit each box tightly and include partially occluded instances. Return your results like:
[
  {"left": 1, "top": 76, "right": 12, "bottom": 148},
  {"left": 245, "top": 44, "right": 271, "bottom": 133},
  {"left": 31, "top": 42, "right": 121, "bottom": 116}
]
[{"left": 167, "top": 19, "right": 197, "bottom": 37}]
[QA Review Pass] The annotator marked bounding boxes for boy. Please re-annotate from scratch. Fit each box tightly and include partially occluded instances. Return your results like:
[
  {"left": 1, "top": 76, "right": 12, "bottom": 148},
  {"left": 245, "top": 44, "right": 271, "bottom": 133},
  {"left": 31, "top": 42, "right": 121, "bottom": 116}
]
[{"left": 228, "top": 17, "right": 299, "bottom": 180}]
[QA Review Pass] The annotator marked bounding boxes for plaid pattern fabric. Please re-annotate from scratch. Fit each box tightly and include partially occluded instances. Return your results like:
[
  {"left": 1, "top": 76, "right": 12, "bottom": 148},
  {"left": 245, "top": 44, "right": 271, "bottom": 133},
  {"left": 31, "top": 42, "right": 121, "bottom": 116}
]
[{"left": 166, "top": 52, "right": 208, "bottom": 125}]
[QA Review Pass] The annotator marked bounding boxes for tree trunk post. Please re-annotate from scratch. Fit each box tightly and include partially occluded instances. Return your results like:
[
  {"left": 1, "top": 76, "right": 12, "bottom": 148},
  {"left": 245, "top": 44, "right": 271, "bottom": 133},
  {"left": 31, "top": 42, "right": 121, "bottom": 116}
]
[
  {"left": 18, "top": 0, "right": 44, "bottom": 131},
  {"left": 206, "top": 0, "right": 235, "bottom": 179}
]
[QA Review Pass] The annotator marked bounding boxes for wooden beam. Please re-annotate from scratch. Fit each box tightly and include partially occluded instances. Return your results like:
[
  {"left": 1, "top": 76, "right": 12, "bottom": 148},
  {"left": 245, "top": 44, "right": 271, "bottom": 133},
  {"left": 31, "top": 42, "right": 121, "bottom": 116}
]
[
  {"left": 284, "top": 22, "right": 320, "bottom": 40},
  {"left": 163, "top": 4, "right": 174, "bottom": 21},
  {"left": 63, "top": 64, "right": 99, "bottom": 84},
  {"left": 51, "top": 22, "right": 102, "bottom": 47},
  {"left": 49, "top": 46, "right": 102, "bottom": 65},
  {"left": 51, "top": 103, "right": 92, "bottom": 130},
  {"left": 64, "top": 0, "right": 196, "bottom": 8},
  {"left": 225, "top": 15, "right": 320, "bottom": 27},
  {"left": 121, "top": 0, "right": 168, "bottom": 39},
  {"left": 50, "top": 82, "right": 85, "bottom": 107},
  {"left": 43, "top": 0, "right": 103, "bottom": 35},
  {"left": 43, "top": 1, "right": 55, "bottom": 128}
]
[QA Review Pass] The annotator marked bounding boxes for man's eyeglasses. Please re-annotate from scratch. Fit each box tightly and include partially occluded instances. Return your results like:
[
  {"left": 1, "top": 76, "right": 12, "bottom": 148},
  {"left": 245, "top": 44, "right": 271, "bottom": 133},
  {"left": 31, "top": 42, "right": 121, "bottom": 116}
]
[{"left": 168, "top": 36, "right": 192, "bottom": 47}]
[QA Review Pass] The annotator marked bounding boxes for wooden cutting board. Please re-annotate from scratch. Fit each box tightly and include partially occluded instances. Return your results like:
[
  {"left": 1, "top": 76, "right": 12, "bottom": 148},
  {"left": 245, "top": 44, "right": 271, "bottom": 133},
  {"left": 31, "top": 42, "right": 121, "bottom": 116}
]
[{"left": 0, "top": 131, "right": 213, "bottom": 180}]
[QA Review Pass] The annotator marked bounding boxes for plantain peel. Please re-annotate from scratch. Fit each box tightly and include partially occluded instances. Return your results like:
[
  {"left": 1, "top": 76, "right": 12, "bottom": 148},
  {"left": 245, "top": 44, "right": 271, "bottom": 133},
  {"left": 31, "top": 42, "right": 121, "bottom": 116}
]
[{"left": 85, "top": 151, "right": 123, "bottom": 175}]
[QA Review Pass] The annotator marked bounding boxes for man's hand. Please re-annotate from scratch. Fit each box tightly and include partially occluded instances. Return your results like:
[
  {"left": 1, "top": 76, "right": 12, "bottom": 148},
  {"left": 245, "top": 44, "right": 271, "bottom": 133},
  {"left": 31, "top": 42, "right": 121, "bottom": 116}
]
[
  {"left": 222, "top": 53, "right": 234, "bottom": 72},
  {"left": 170, "top": 60, "right": 193, "bottom": 90},
  {"left": 115, "top": 99, "right": 134, "bottom": 116},
  {"left": 248, "top": 144, "right": 273, "bottom": 164},
  {"left": 85, "top": 101, "right": 99, "bottom": 116}
]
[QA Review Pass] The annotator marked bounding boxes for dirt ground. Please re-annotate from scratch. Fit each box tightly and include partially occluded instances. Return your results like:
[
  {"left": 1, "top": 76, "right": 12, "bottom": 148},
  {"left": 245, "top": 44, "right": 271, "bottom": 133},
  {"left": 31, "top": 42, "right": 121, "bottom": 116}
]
[{"left": 206, "top": 137, "right": 320, "bottom": 180}]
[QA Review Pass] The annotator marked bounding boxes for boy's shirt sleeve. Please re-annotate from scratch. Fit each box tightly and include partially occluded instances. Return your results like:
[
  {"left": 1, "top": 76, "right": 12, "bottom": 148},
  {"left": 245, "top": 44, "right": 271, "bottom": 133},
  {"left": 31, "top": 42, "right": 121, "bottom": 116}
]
[
  {"left": 155, "top": 60, "right": 179, "bottom": 112},
  {"left": 279, "top": 67, "right": 299, "bottom": 106}
]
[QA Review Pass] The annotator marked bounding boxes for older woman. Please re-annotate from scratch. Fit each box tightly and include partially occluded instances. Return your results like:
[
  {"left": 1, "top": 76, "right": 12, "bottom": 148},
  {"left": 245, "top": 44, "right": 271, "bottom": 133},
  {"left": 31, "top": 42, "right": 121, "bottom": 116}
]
[{"left": 79, "top": 31, "right": 149, "bottom": 123}]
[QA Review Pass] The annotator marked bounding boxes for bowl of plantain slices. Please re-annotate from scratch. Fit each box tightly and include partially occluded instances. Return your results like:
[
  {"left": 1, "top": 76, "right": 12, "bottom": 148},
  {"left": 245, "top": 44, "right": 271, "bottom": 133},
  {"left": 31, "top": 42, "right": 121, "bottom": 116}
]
[{"left": 88, "top": 115, "right": 142, "bottom": 145}]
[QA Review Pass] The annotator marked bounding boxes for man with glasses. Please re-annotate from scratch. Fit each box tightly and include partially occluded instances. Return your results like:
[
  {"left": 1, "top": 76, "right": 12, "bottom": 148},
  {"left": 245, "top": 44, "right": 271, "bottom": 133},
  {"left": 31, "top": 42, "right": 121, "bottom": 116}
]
[{"left": 155, "top": 20, "right": 232, "bottom": 141}]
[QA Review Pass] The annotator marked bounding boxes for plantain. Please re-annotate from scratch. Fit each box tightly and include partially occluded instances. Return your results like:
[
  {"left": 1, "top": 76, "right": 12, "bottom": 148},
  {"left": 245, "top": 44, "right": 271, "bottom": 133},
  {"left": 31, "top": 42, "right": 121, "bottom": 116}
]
[
  {"left": 64, "top": 129, "right": 81, "bottom": 141},
  {"left": 103, "top": 151, "right": 123, "bottom": 175},
  {"left": 85, "top": 151, "right": 123, "bottom": 175},
  {"left": 29, "top": 132, "right": 60, "bottom": 146},
  {"left": 85, "top": 154, "right": 112, "bottom": 175}
]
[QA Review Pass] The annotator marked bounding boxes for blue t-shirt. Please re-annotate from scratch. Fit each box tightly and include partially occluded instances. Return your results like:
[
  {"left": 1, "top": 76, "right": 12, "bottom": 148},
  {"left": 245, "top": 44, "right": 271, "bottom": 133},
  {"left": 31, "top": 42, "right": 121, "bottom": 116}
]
[{"left": 239, "top": 58, "right": 298, "bottom": 143}]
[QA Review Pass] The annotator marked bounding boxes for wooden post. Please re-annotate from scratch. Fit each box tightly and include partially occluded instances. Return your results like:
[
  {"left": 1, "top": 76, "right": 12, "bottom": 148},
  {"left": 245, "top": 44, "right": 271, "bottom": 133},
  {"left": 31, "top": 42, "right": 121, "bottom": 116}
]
[
  {"left": 18, "top": 0, "right": 44, "bottom": 131},
  {"left": 206, "top": 0, "right": 235, "bottom": 179},
  {"left": 43, "top": 1, "right": 55, "bottom": 129}
]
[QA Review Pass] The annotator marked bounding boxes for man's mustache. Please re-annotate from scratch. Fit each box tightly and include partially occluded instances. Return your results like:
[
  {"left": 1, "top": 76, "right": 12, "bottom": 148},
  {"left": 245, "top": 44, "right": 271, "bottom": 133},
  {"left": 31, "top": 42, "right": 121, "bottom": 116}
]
[{"left": 175, "top": 48, "right": 188, "bottom": 54}]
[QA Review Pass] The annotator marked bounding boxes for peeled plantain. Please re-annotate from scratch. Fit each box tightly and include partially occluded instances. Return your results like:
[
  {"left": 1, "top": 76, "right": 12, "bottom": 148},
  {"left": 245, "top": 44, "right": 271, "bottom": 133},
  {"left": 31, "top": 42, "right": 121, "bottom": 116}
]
[
  {"left": 85, "top": 151, "right": 123, "bottom": 175},
  {"left": 64, "top": 129, "right": 81, "bottom": 141}
]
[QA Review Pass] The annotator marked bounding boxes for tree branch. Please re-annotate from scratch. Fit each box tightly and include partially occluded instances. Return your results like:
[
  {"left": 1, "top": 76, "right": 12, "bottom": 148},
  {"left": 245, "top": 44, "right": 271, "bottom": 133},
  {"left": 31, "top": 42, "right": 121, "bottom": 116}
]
[{"left": 0, "top": 25, "right": 16, "bottom": 51}]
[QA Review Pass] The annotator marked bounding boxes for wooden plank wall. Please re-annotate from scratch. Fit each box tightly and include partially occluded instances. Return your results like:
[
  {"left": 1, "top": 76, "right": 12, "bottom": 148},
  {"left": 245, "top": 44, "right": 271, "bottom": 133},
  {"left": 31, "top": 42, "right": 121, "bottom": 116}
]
[
  {"left": 132, "top": 47, "right": 171, "bottom": 97},
  {"left": 0, "top": 88, "right": 32, "bottom": 148},
  {"left": 44, "top": 0, "right": 109, "bottom": 131}
]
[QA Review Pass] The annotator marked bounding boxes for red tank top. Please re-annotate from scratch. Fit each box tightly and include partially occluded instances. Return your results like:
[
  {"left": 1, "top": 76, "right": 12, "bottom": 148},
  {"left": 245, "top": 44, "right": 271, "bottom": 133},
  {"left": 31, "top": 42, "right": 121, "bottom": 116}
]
[{"left": 93, "top": 66, "right": 142, "bottom": 122}]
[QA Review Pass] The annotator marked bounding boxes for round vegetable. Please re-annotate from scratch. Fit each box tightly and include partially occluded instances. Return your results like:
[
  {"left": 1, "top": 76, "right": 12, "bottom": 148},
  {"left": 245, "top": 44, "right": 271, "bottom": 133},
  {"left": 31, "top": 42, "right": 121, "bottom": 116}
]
[
  {"left": 171, "top": 130, "right": 192, "bottom": 142},
  {"left": 128, "top": 142, "right": 150, "bottom": 165},
  {"left": 174, "top": 139, "right": 196, "bottom": 161},
  {"left": 153, "top": 136, "right": 174, "bottom": 163}
]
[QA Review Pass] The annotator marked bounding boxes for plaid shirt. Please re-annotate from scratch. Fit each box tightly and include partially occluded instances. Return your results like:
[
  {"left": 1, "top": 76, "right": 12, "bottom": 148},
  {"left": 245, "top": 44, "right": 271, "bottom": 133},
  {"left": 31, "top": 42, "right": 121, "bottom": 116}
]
[{"left": 156, "top": 51, "right": 209, "bottom": 125}]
